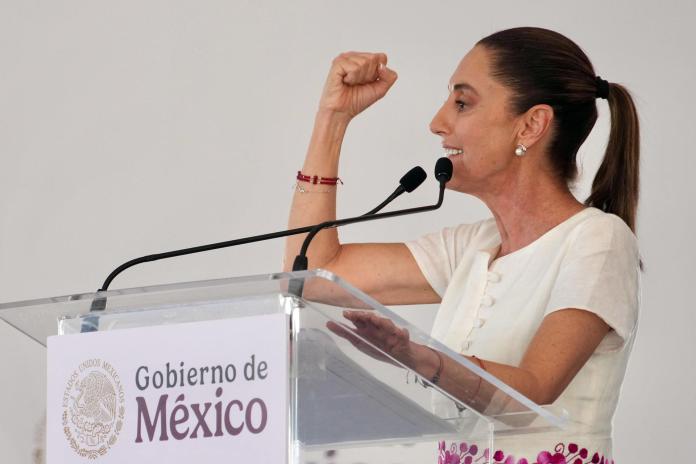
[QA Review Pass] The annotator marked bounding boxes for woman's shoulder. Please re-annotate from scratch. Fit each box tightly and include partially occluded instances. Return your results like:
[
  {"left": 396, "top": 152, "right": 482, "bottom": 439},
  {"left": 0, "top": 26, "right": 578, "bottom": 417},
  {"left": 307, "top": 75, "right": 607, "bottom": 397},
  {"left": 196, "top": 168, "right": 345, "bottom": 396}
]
[
  {"left": 568, "top": 208, "right": 638, "bottom": 251},
  {"left": 547, "top": 208, "right": 641, "bottom": 276}
]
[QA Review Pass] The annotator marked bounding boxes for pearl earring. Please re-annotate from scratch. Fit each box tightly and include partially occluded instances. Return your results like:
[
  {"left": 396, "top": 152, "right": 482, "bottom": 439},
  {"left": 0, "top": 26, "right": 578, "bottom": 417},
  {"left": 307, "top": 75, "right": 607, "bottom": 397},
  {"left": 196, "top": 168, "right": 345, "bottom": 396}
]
[{"left": 515, "top": 144, "right": 527, "bottom": 157}]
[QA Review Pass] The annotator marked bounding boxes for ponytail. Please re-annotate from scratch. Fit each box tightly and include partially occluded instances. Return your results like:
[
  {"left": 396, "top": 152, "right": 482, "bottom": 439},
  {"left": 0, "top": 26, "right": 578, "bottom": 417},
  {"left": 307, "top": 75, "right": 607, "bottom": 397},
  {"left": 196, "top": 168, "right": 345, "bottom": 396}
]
[
  {"left": 584, "top": 83, "right": 641, "bottom": 232},
  {"left": 478, "top": 27, "right": 641, "bottom": 233}
]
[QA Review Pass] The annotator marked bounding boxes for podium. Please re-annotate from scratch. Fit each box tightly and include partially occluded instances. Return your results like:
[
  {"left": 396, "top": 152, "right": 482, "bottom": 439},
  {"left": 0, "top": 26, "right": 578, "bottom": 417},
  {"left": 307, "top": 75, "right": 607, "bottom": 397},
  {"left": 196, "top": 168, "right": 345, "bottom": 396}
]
[{"left": 0, "top": 270, "right": 568, "bottom": 463}]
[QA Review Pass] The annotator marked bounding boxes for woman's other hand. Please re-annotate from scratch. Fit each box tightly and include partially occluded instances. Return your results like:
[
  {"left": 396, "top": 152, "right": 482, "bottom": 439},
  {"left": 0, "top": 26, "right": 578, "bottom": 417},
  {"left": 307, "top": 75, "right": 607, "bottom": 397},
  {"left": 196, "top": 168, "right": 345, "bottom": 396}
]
[
  {"left": 319, "top": 52, "right": 398, "bottom": 120},
  {"left": 327, "top": 310, "right": 413, "bottom": 365}
]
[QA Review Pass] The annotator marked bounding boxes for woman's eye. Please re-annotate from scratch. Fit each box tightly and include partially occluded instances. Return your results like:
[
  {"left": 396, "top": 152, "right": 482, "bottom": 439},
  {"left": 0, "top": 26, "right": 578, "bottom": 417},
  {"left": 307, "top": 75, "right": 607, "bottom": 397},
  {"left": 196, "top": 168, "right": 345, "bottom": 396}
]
[{"left": 455, "top": 100, "right": 467, "bottom": 111}]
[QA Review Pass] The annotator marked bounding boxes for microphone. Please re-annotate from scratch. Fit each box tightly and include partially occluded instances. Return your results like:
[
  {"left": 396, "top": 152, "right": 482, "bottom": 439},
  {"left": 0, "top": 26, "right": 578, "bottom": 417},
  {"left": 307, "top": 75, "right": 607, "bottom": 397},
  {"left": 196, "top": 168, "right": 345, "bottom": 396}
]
[
  {"left": 402, "top": 166, "right": 430, "bottom": 191},
  {"left": 434, "top": 157, "right": 454, "bottom": 183},
  {"left": 363, "top": 166, "right": 427, "bottom": 216},
  {"left": 289, "top": 157, "right": 452, "bottom": 295},
  {"left": 80, "top": 165, "right": 430, "bottom": 331}
]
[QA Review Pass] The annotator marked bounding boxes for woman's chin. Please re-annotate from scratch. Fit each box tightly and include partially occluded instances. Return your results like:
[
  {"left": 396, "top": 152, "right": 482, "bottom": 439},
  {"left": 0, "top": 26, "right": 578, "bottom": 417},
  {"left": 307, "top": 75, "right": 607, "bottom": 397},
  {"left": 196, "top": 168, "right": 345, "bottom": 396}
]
[{"left": 445, "top": 180, "right": 472, "bottom": 194}]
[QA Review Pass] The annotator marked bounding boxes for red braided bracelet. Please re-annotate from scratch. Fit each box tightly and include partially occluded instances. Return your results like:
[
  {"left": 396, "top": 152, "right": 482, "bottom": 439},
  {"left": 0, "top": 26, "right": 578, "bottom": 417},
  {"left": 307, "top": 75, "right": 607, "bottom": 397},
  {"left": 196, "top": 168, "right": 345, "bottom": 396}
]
[{"left": 296, "top": 171, "right": 343, "bottom": 185}]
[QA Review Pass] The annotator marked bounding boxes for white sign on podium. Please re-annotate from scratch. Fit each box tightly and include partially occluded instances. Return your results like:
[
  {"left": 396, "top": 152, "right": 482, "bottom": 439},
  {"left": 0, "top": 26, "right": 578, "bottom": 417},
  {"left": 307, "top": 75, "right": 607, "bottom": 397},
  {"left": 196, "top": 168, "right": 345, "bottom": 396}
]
[{"left": 46, "top": 313, "right": 288, "bottom": 463}]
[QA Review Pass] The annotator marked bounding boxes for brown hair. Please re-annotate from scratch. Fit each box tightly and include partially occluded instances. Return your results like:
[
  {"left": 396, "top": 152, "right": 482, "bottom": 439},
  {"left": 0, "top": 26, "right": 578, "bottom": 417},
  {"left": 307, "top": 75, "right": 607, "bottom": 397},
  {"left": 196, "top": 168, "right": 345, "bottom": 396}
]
[{"left": 477, "top": 27, "right": 640, "bottom": 232}]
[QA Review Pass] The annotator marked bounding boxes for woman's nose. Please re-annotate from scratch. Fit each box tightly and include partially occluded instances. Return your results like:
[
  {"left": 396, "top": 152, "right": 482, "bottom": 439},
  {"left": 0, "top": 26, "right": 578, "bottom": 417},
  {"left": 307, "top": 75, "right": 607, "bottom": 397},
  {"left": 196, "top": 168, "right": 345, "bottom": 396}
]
[{"left": 429, "top": 104, "right": 450, "bottom": 136}]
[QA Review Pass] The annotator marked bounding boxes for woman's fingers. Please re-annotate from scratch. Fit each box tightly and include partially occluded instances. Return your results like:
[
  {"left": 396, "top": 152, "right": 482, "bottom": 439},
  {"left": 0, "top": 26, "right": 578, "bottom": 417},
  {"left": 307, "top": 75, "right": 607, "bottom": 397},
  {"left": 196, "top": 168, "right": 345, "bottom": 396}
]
[
  {"left": 341, "top": 52, "right": 385, "bottom": 85},
  {"left": 327, "top": 320, "right": 394, "bottom": 364},
  {"left": 344, "top": 310, "right": 393, "bottom": 331},
  {"left": 358, "top": 53, "right": 386, "bottom": 84},
  {"left": 320, "top": 51, "right": 397, "bottom": 118},
  {"left": 374, "top": 63, "right": 398, "bottom": 93},
  {"left": 341, "top": 56, "right": 364, "bottom": 85},
  {"left": 337, "top": 56, "right": 361, "bottom": 85},
  {"left": 327, "top": 320, "right": 364, "bottom": 346},
  {"left": 342, "top": 310, "right": 409, "bottom": 354}
]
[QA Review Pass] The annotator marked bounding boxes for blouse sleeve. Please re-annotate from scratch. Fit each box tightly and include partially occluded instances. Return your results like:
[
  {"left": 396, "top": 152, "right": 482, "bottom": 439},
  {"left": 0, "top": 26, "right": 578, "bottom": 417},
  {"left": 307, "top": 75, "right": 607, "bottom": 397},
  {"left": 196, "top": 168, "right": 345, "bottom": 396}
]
[
  {"left": 404, "top": 223, "right": 480, "bottom": 298},
  {"left": 544, "top": 214, "right": 641, "bottom": 352}
]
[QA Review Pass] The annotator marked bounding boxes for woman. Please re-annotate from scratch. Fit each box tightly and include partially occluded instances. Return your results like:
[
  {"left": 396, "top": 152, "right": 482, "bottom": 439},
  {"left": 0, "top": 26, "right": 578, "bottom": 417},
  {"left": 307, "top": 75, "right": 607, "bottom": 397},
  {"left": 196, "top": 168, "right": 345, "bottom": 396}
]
[{"left": 285, "top": 27, "right": 640, "bottom": 463}]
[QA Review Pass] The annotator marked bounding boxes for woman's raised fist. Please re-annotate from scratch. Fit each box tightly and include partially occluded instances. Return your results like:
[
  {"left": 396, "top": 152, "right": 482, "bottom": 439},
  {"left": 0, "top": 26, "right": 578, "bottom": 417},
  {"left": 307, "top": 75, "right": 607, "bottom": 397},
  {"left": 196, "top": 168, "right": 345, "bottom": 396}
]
[{"left": 318, "top": 51, "right": 398, "bottom": 120}]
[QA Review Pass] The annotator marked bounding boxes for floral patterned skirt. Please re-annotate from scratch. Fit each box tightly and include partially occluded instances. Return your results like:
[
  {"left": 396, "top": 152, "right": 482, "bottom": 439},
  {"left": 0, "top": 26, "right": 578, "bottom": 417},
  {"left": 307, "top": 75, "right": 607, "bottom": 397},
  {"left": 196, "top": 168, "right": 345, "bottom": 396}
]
[{"left": 438, "top": 440, "right": 614, "bottom": 464}]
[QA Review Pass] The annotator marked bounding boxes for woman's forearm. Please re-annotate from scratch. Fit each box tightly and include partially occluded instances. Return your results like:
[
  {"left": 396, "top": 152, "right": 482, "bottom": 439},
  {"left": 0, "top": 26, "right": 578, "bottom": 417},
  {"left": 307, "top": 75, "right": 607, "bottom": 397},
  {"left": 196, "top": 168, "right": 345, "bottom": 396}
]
[
  {"left": 407, "top": 343, "right": 542, "bottom": 412},
  {"left": 283, "top": 109, "right": 351, "bottom": 271},
  {"left": 284, "top": 52, "right": 397, "bottom": 272}
]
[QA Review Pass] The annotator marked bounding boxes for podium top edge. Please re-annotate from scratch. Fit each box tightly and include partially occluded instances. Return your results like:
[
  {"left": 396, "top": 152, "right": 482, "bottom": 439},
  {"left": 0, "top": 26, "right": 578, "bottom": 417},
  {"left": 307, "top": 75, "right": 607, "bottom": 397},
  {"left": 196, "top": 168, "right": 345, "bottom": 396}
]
[{"left": 0, "top": 269, "right": 338, "bottom": 310}]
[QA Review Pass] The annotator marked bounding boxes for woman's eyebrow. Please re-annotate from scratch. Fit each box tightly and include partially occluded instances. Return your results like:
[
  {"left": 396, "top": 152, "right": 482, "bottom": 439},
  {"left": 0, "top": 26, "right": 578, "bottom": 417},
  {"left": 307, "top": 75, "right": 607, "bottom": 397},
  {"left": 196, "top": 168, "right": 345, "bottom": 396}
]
[{"left": 449, "top": 82, "right": 479, "bottom": 95}]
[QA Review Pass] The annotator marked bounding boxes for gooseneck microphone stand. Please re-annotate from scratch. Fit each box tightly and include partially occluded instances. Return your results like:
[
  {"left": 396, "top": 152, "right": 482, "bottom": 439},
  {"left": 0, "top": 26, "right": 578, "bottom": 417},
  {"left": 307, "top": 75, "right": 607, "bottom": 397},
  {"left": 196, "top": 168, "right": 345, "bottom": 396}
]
[
  {"left": 289, "top": 157, "right": 453, "bottom": 297},
  {"left": 80, "top": 166, "right": 428, "bottom": 332}
]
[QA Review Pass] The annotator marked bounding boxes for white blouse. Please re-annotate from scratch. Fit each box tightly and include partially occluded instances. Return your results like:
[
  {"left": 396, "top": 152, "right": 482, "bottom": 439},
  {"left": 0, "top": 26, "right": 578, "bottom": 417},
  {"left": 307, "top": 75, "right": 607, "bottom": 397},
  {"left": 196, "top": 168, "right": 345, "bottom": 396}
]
[{"left": 405, "top": 207, "right": 640, "bottom": 462}]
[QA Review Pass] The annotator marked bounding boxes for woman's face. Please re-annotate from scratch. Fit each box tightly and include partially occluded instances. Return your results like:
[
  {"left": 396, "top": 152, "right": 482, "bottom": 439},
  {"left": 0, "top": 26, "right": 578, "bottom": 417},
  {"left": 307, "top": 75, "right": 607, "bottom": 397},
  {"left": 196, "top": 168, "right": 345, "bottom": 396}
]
[{"left": 430, "top": 46, "right": 523, "bottom": 195}]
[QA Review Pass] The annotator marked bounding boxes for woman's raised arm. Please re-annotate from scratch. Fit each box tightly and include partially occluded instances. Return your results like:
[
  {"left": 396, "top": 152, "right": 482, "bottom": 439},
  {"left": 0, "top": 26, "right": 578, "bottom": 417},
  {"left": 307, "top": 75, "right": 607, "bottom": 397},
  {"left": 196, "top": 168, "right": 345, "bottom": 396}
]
[{"left": 283, "top": 52, "right": 439, "bottom": 305}]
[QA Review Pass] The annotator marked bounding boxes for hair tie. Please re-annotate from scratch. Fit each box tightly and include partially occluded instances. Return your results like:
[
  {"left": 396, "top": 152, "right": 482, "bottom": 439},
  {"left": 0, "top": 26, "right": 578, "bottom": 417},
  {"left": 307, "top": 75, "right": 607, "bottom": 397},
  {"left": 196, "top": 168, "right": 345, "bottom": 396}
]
[{"left": 595, "top": 76, "right": 610, "bottom": 100}]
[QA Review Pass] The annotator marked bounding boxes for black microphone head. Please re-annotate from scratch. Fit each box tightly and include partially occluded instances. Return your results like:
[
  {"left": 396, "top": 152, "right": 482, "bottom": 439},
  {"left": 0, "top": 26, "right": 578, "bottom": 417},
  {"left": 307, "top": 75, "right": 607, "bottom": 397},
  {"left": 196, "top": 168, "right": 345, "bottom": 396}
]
[
  {"left": 399, "top": 166, "right": 427, "bottom": 193},
  {"left": 435, "top": 157, "right": 453, "bottom": 183}
]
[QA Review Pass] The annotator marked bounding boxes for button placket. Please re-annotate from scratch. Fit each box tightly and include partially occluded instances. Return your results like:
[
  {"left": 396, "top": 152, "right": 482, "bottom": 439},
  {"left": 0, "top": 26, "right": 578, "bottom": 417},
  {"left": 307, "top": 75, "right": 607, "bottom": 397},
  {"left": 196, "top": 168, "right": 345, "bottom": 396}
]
[
  {"left": 457, "top": 253, "right": 502, "bottom": 354},
  {"left": 468, "top": 269, "right": 500, "bottom": 337}
]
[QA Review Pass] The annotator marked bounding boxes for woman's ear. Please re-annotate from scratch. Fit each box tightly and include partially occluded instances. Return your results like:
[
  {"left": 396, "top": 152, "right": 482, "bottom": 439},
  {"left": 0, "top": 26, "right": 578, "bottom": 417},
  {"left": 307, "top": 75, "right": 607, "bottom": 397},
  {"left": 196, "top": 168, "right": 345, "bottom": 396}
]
[{"left": 517, "top": 104, "right": 554, "bottom": 148}]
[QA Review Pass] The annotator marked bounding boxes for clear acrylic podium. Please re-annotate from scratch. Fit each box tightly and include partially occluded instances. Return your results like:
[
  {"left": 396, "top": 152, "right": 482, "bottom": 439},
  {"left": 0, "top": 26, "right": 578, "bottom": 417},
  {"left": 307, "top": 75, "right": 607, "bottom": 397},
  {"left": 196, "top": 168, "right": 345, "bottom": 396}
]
[{"left": 0, "top": 270, "right": 568, "bottom": 463}]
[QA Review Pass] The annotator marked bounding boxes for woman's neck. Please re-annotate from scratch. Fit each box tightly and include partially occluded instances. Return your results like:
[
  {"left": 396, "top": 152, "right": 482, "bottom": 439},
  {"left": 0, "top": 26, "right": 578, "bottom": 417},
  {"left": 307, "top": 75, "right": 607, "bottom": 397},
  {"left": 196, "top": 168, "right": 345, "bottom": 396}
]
[{"left": 480, "top": 175, "right": 586, "bottom": 259}]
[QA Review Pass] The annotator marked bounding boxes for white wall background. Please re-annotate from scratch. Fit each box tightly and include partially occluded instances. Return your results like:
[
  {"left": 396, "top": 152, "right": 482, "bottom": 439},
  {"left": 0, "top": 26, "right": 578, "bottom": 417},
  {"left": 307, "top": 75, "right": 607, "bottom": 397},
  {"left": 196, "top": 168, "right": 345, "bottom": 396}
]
[{"left": 1, "top": 0, "right": 694, "bottom": 462}]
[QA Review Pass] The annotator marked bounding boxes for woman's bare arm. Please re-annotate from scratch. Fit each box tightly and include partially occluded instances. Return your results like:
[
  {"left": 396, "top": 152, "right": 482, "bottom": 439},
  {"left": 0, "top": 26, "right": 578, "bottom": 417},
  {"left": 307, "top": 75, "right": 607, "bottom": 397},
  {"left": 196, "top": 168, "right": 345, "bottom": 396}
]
[
  {"left": 340, "top": 308, "right": 610, "bottom": 408},
  {"left": 417, "top": 308, "right": 611, "bottom": 406},
  {"left": 284, "top": 52, "right": 439, "bottom": 305}
]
